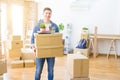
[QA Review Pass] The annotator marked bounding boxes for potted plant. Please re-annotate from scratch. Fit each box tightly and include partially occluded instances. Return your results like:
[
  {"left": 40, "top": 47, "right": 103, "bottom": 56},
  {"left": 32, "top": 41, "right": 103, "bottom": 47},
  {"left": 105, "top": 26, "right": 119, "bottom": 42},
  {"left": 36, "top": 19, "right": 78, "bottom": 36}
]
[
  {"left": 82, "top": 27, "right": 88, "bottom": 34},
  {"left": 40, "top": 23, "right": 46, "bottom": 31},
  {"left": 58, "top": 23, "right": 64, "bottom": 33},
  {"left": 82, "top": 27, "right": 88, "bottom": 30}
]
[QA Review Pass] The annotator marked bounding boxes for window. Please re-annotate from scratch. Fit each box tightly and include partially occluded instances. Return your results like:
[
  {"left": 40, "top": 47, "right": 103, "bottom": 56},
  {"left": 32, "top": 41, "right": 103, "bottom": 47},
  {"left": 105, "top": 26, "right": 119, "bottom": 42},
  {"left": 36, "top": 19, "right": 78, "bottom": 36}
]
[
  {"left": 1, "top": 4, "right": 7, "bottom": 41},
  {"left": 12, "top": 5, "right": 23, "bottom": 37},
  {"left": 0, "top": 4, "right": 7, "bottom": 55}
]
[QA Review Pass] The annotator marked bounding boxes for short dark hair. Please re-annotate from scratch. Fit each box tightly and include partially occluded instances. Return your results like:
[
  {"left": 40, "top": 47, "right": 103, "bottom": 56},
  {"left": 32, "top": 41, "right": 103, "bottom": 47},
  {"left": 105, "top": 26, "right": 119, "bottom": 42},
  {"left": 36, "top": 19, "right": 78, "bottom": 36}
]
[{"left": 43, "top": 7, "right": 52, "bottom": 12}]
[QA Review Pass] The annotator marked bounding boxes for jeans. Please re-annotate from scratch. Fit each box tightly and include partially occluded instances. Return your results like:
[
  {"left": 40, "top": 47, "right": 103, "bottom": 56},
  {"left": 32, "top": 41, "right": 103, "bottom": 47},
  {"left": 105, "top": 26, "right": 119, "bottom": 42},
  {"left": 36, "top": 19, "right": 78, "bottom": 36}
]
[{"left": 35, "top": 57, "right": 55, "bottom": 80}]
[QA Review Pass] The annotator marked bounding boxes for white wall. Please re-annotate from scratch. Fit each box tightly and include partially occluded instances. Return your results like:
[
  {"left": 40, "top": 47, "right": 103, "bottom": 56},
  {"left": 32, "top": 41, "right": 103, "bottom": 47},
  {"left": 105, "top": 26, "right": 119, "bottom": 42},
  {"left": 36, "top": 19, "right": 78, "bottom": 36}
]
[{"left": 37, "top": 0, "right": 120, "bottom": 54}]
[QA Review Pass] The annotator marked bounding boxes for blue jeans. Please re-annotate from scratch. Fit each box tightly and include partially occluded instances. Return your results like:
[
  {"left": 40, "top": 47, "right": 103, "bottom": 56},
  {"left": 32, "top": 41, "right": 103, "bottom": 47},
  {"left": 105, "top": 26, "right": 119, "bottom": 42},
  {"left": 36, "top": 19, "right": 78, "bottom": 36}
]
[{"left": 35, "top": 57, "right": 55, "bottom": 80}]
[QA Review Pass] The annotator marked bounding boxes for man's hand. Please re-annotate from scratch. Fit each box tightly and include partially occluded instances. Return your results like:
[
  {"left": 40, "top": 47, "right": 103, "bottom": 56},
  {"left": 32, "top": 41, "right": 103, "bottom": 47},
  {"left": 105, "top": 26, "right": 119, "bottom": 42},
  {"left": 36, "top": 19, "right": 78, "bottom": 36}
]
[{"left": 31, "top": 46, "right": 36, "bottom": 56}]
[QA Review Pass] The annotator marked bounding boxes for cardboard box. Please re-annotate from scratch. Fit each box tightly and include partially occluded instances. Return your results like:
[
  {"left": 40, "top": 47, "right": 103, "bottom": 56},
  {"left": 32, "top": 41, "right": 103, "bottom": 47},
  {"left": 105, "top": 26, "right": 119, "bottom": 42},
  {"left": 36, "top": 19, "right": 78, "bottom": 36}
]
[
  {"left": 67, "top": 53, "right": 89, "bottom": 78},
  {"left": 9, "top": 49, "right": 22, "bottom": 59},
  {"left": 0, "top": 53, "right": 2, "bottom": 59},
  {"left": 70, "top": 78, "right": 90, "bottom": 80},
  {"left": 11, "top": 60, "right": 24, "bottom": 68},
  {"left": 74, "top": 48, "right": 90, "bottom": 57},
  {"left": 36, "top": 46, "right": 64, "bottom": 58},
  {"left": 65, "top": 69, "right": 90, "bottom": 80},
  {"left": 0, "top": 46, "right": 2, "bottom": 58},
  {"left": 0, "top": 75, "right": 3, "bottom": 80},
  {"left": 35, "top": 33, "right": 63, "bottom": 47},
  {"left": 24, "top": 60, "right": 35, "bottom": 67},
  {"left": 0, "top": 59, "right": 7, "bottom": 74},
  {"left": 11, "top": 40, "right": 23, "bottom": 49},
  {"left": 12, "top": 35, "right": 21, "bottom": 41},
  {"left": 21, "top": 48, "right": 35, "bottom": 60}
]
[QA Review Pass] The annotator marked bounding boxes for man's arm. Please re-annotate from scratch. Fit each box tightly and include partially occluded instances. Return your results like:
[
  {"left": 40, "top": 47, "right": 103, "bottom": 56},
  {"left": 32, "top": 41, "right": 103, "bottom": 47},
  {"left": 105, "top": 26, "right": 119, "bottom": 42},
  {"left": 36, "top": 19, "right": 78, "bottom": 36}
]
[{"left": 31, "top": 23, "right": 40, "bottom": 48}]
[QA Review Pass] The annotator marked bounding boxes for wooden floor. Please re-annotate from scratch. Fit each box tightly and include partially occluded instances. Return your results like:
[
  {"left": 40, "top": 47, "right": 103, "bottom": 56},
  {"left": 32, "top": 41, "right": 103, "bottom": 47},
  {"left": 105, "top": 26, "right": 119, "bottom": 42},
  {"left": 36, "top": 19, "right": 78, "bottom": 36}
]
[{"left": 2, "top": 54, "right": 120, "bottom": 80}]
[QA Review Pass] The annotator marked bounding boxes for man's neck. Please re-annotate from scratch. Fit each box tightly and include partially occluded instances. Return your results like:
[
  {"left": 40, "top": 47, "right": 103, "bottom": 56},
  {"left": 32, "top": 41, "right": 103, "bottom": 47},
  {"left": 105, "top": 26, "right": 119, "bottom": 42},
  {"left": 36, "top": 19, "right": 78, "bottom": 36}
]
[{"left": 43, "top": 19, "right": 50, "bottom": 24}]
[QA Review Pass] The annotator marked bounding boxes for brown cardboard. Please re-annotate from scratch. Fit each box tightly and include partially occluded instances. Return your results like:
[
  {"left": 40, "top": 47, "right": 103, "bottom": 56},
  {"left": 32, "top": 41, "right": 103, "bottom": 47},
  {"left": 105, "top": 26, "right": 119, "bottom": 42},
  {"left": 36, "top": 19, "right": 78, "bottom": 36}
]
[
  {"left": 24, "top": 60, "right": 35, "bottom": 67},
  {"left": 67, "top": 53, "right": 89, "bottom": 78},
  {"left": 12, "top": 35, "right": 21, "bottom": 41},
  {"left": 65, "top": 69, "right": 90, "bottom": 80},
  {"left": 0, "top": 75, "right": 3, "bottom": 80},
  {"left": 71, "top": 78, "right": 90, "bottom": 80},
  {"left": 74, "top": 48, "right": 90, "bottom": 57},
  {"left": 36, "top": 46, "right": 64, "bottom": 58},
  {"left": 34, "top": 33, "right": 64, "bottom": 58},
  {"left": 11, "top": 40, "right": 23, "bottom": 49},
  {"left": 0, "top": 47, "right": 2, "bottom": 58},
  {"left": 11, "top": 60, "right": 24, "bottom": 68},
  {"left": 0, "top": 59, "right": 7, "bottom": 74},
  {"left": 35, "top": 33, "right": 63, "bottom": 47},
  {"left": 22, "top": 52, "right": 35, "bottom": 60},
  {"left": 21, "top": 48, "right": 35, "bottom": 60},
  {"left": 9, "top": 49, "right": 22, "bottom": 59},
  {"left": 0, "top": 53, "right": 2, "bottom": 59}
]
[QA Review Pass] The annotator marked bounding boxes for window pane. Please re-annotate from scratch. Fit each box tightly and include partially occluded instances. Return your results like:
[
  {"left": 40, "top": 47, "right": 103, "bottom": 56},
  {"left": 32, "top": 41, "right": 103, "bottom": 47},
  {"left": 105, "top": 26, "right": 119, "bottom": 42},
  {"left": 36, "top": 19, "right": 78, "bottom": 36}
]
[
  {"left": 0, "top": 3, "right": 7, "bottom": 55},
  {"left": 12, "top": 5, "right": 23, "bottom": 37},
  {"left": 1, "top": 4, "right": 7, "bottom": 41}
]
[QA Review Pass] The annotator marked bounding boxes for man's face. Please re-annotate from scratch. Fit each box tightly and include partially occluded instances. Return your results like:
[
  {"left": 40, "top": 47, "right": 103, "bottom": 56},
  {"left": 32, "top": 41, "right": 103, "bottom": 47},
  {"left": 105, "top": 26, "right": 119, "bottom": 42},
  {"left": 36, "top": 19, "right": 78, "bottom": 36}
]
[{"left": 43, "top": 10, "right": 52, "bottom": 20}]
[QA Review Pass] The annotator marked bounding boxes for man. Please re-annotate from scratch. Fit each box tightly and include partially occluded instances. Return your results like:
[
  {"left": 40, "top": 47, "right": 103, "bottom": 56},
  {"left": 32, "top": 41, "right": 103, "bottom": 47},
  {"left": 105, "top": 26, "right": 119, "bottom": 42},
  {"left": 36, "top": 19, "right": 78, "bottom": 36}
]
[{"left": 31, "top": 7, "right": 59, "bottom": 80}]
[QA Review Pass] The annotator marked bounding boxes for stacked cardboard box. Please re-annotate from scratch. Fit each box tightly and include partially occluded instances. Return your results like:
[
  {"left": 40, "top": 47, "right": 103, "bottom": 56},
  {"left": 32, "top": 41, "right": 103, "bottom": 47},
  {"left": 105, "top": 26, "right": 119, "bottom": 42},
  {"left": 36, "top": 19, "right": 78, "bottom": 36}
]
[
  {"left": 66, "top": 53, "right": 89, "bottom": 80},
  {"left": 0, "top": 75, "right": 3, "bottom": 80},
  {"left": 11, "top": 59, "right": 35, "bottom": 68},
  {"left": 35, "top": 33, "right": 64, "bottom": 58},
  {"left": 8, "top": 36, "right": 24, "bottom": 68},
  {"left": 9, "top": 36, "right": 23, "bottom": 59},
  {"left": 21, "top": 48, "right": 35, "bottom": 60},
  {"left": 12, "top": 36, "right": 21, "bottom": 40},
  {"left": 24, "top": 59, "right": 35, "bottom": 67},
  {"left": 21, "top": 48, "right": 35, "bottom": 67},
  {"left": 0, "top": 58, "right": 7, "bottom": 80},
  {"left": 0, "top": 59, "right": 7, "bottom": 75},
  {"left": 0, "top": 42, "right": 2, "bottom": 58},
  {"left": 11, "top": 59, "right": 24, "bottom": 68},
  {"left": 10, "top": 48, "right": 35, "bottom": 68}
]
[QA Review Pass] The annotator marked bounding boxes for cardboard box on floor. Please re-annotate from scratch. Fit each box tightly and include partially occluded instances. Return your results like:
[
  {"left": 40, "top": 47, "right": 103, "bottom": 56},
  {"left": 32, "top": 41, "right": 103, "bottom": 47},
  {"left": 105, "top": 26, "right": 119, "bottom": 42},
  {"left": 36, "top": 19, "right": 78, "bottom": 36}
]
[
  {"left": 11, "top": 60, "right": 24, "bottom": 68},
  {"left": 9, "top": 49, "right": 22, "bottom": 59},
  {"left": 0, "top": 46, "right": 2, "bottom": 59},
  {"left": 70, "top": 77, "right": 90, "bottom": 80},
  {"left": 21, "top": 48, "right": 35, "bottom": 60},
  {"left": 0, "top": 75, "right": 3, "bottom": 80},
  {"left": 24, "top": 59, "right": 35, "bottom": 67},
  {"left": 66, "top": 53, "right": 89, "bottom": 78},
  {"left": 12, "top": 35, "right": 21, "bottom": 41},
  {"left": 0, "top": 53, "right": 2, "bottom": 59},
  {"left": 65, "top": 69, "right": 90, "bottom": 80},
  {"left": 11, "top": 40, "right": 23, "bottom": 49},
  {"left": 0, "top": 59, "right": 7, "bottom": 75}
]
